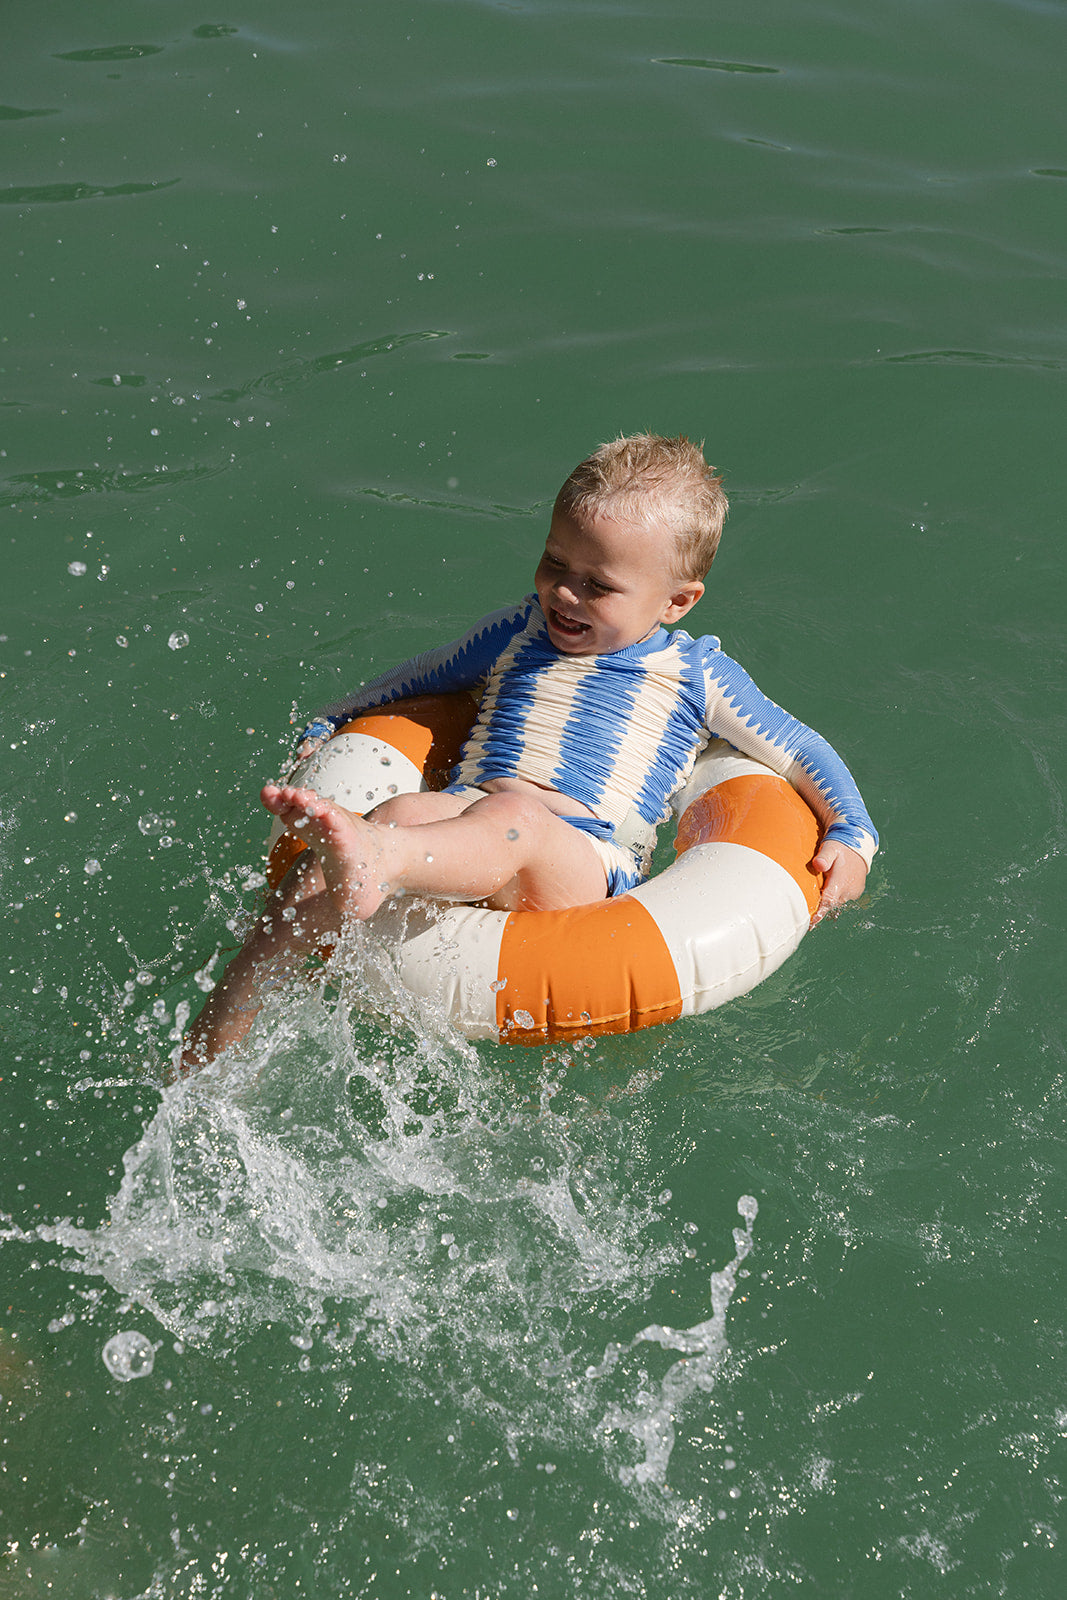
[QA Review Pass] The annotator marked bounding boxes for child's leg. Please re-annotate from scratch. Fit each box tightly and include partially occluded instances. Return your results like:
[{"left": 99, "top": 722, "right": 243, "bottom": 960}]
[
  {"left": 181, "top": 792, "right": 478, "bottom": 1071},
  {"left": 180, "top": 849, "right": 338, "bottom": 1072},
  {"left": 261, "top": 782, "right": 608, "bottom": 920}
]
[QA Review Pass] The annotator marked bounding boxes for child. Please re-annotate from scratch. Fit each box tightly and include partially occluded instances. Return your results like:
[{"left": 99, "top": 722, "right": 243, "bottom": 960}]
[{"left": 183, "top": 434, "right": 876, "bottom": 1068}]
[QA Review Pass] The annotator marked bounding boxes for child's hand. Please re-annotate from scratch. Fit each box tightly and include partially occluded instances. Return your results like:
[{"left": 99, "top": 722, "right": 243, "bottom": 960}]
[
  {"left": 809, "top": 840, "right": 868, "bottom": 926},
  {"left": 290, "top": 719, "right": 335, "bottom": 768}
]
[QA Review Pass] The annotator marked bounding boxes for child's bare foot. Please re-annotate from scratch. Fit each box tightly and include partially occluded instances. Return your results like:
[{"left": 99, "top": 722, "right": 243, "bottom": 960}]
[{"left": 260, "top": 783, "right": 394, "bottom": 920}]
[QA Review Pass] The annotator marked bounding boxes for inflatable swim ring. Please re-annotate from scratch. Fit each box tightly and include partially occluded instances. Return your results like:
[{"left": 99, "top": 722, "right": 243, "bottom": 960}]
[{"left": 266, "top": 694, "right": 822, "bottom": 1044}]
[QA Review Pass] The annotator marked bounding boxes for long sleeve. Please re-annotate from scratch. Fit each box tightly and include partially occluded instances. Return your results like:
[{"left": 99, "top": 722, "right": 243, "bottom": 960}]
[
  {"left": 299, "top": 600, "right": 534, "bottom": 742},
  {"left": 702, "top": 646, "right": 878, "bottom": 865}
]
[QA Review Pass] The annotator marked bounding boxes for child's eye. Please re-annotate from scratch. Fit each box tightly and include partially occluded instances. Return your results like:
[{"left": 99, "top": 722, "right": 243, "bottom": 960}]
[{"left": 589, "top": 579, "right": 613, "bottom": 594}]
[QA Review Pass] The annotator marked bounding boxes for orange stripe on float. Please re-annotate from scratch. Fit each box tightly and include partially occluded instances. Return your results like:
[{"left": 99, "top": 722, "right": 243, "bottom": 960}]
[
  {"left": 674, "top": 773, "right": 822, "bottom": 915},
  {"left": 336, "top": 692, "right": 477, "bottom": 791},
  {"left": 266, "top": 832, "right": 306, "bottom": 892},
  {"left": 496, "top": 897, "right": 682, "bottom": 1043}
]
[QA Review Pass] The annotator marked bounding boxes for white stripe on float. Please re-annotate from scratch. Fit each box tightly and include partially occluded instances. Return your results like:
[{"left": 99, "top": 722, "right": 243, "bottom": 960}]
[
  {"left": 373, "top": 901, "right": 506, "bottom": 1040},
  {"left": 629, "top": 842, "right": 810, "bottom": 1016},
  {"left": 266, "top": 731, "right": 427, "bottom": 851}
]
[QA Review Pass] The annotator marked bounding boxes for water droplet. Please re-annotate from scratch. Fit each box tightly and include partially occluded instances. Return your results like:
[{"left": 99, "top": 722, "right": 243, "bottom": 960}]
[
  {"left": 168, "top": 631, "right": 189, "bottom": 651},
  {"left": 84, "top": 858, "right": 101, "bottom": 875},
  {"left": 512, "top": 1008, "right": 536, "bottom": 1030},
  {"left": 424, "top": 853, "right": 434, "bottom": 863},
  {"left": 116, "top": 635, "right": 128, "bottom": 647},
  {"left": 489, "top": 977, "right": 507, "bottom": 992},
  {"left": 506, "top": 828, "right": 520, "bottom": 841},
  {"left": 102, "top": 1330, "right": 155, "bottom": 1381},
  {"left": 67, "top": 561, "right": 87, "bottom": 576},
  {"left": 387, "top": 784, "right": 397, "bottom": 794},
  {"left": 63, "top": 811, "right": 77, "bottom": 823},
  {"left": 379, "top": 756, "right": 391, "bottom": 766},
  {"left": 506, "top": 1507, "right": 519, "bottom": 1520},
  {"left": 138, "top": 813, "right": 161, "bottom": 835}
]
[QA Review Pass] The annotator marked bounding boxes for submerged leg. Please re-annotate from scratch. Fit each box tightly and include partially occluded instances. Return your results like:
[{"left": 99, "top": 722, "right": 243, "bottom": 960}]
[{"left": 180, "top": 850, "right": 338, "bottom": 1072}]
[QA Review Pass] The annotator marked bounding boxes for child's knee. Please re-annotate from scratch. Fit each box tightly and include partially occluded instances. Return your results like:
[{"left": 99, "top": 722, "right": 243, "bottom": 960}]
[
  {"left": 367, "top": 792, "right": 426, "bottom": 826},
  {"left": 479, "top": 790, "right": 550, "bottom": 839}
]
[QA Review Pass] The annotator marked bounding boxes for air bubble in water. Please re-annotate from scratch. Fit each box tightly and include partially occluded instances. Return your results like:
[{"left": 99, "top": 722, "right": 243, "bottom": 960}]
[
  {"left": 102, "top": 1330, "right": 155, "bottom": 1381},
  {"left": 168, "top": 631, "right": 190, "bottom": 651},
  {"left": 68, "top": 561, "right": 87, "bottom": 576},
  {"left": 84, "top": 859, "right": 101, "bottom": 875},
  {"left": 512, "top": 1009, "right": 536, "bottom": 1029}
]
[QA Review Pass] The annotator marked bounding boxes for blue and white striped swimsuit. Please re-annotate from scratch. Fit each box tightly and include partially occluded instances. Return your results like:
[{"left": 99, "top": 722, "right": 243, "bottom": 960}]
[{"left": 304, "top": 597, "right": 878, "bottom": 895}]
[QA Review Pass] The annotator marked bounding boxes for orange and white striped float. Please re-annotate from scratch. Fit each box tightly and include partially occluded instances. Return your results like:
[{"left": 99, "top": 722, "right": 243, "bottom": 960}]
[{"left": 266, "top": 694, "right": 822, "bottom": 1044}]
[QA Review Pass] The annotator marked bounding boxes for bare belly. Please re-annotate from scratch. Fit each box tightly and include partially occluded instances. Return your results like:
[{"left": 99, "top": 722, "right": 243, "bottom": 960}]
[{"left": 481, "top": 775, "right": 597, "bottom": 820}]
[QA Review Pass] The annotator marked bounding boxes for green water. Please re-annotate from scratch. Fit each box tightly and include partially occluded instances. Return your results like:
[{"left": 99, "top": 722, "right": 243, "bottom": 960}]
[{"left": 2, "top": 0, "right": 1064, "bottom": 1594}]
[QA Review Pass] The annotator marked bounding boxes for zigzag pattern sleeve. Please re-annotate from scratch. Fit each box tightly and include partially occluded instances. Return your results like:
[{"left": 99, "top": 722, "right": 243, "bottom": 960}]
[
  {"left": 704, "top": 645, "right": 879, "bottom": 866},
  {"left": 299, "top": 601, "right": 531, "bottom": 742}
]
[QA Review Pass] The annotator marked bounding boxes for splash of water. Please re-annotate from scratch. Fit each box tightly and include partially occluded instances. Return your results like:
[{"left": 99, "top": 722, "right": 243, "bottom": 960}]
[{"left": 10, "top": 919, "right": 758, "bottom": 1493}]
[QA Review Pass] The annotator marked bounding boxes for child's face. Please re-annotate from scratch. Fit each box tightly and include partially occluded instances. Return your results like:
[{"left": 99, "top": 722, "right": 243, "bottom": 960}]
[{"left": 534, "top": 508, "right": 704, "bottom": 656}]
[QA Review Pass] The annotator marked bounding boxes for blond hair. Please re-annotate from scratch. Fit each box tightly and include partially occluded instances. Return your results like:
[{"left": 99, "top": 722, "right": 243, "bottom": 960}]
[{"left": 554, "top": 433, "right": 728, "bottom": 579}]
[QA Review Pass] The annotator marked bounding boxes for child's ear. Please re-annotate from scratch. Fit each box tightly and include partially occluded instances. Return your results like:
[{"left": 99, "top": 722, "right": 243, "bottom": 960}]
[{"left": 662, "top": 580, "right": 704, "bottom": 624}]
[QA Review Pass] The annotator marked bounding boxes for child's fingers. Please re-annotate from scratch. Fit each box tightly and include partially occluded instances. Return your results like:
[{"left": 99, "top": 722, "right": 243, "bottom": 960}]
[{"left": 809, "top": 843, "right": 867, "bottom": 926}]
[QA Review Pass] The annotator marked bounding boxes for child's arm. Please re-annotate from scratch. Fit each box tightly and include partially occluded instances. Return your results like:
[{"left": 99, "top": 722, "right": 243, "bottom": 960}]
[
  {"left": 703, "top": 647, "right": 877, "bottom": 918},
  {"left": 291, "top": 600, "right": 534, "bottom": 761}
]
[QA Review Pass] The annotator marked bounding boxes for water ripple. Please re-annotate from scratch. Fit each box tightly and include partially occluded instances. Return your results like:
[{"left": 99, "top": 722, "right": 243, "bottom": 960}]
[
  {"left": 0, "top": 177, "right": 180, "bottom": 206},
  {"left": 654, "top": 57, "right": 779, "bottom": 76},
  {"left": 206, "top": 329, "right": 454, "bottom": 402},
  {"left": 54, "top": 44, "right": 164, "bottom": 63},
  {"left": 4, "top": 458, "right": 231, "bottom": 504}
]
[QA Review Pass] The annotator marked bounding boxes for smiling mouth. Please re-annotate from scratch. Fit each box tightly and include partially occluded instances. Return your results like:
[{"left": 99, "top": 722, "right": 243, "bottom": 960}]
[{"left": 549, "top": 608, "right": 590, "bottom": 638}]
